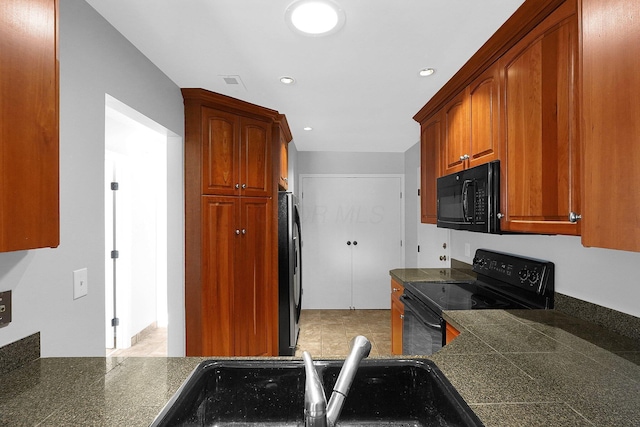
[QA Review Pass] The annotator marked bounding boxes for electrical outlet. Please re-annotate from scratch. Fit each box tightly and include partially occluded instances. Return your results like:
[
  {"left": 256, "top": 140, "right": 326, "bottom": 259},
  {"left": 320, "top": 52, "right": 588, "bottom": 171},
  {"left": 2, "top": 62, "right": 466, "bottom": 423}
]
[
  {"left": 73, "top": 268, "right": 88, "bottom": 300},
  {"left": 0, "top": 290, "right": 12, "bottom": 326},
  {"left": 464, "top": 243, "right": 471, "bottom": 257}
]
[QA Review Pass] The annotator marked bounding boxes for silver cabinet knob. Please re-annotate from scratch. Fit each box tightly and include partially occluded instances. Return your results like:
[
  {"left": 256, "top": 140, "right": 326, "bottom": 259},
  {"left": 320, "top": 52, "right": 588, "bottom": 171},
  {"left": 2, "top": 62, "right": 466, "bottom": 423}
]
[
  {"left": 241, "top": 229, "right": 246, "bottom": 235},
  {"left": 459, "top": 154, "right": 470, "bottom": 161},
  {"left": 241, "top": 183, "right": 247, "bottom": 189},
  {"left": 235, "top": 184, "right": 240, "bottom": 189},
  {"left": 392, "top": 287, "right": 399, "bottom": 292},
  {"left": 569, "top": 212, "right": 582, "bottom": 223},
  {"left": 497, "top": 213, "right": 504, "bottom": 219},
  {"left": 400, "top": 314, "right": 404, "bottom": 319},
  {"left": 235, "top": 229, "right": 240, "bottom": 235}
]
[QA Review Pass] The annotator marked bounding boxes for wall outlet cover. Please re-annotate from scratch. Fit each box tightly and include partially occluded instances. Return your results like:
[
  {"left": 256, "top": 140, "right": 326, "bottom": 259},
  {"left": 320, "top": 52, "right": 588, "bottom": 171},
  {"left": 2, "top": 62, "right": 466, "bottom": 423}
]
[{"left": 73, "top": 268, "right": 88, "bottom": 300}]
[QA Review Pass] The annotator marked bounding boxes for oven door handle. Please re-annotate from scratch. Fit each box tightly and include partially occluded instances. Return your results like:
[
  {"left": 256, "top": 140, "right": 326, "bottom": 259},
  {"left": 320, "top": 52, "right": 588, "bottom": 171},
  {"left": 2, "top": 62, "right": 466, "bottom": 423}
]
[{"left": 400, "top": 295, "right": 443, "bottom": 330}]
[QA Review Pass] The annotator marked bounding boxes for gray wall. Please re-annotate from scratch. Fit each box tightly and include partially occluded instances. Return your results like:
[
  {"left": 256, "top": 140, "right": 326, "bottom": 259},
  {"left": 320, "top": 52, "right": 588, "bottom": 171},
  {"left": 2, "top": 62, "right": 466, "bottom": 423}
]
[
  {"left": 403, "top": 142, "right": 421, "bottom": 267},
  {"left": 0, "top": 0, "right": 185, "bottom": 356},
  {"left": 297, "top": 151, "right": 404, "bottom": 177}
]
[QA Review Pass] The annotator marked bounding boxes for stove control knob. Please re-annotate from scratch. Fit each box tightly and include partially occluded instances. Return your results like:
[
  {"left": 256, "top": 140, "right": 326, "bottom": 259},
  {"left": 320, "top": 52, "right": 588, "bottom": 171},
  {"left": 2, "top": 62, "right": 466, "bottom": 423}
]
[
  {"left": 518, "top": 268, "right": 529, "bottom": 282},
  {"left": 528, "top": 270, "right": 540, "bottom": 285}
]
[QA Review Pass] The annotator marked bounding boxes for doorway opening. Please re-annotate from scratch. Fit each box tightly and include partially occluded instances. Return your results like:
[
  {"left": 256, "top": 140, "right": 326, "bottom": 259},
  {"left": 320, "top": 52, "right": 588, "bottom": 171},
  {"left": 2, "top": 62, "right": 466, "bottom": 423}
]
[{"left": 104, "top": 96, "right": 169, "bottom": 356}]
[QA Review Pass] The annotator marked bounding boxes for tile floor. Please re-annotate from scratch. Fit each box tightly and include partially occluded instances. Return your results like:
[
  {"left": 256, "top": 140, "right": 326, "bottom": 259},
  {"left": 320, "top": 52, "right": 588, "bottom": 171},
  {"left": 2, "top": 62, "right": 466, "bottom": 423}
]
[
  {"left": 295, "top": 309, "right": 392, "bottom": 358},
  {"left": 104, "top": 309, "right": 392, "bottom": 358},
  {"left": 106, "top": 327, "right": 167, "bottom": 357}
]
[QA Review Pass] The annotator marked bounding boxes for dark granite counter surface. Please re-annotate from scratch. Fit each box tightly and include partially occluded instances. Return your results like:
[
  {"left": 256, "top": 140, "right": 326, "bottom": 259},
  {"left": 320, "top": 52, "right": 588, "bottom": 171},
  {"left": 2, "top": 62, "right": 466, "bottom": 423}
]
[
  {"left": 389, "top": 266, "right": 475, "bottom": 284},
  {"left": 1, "top": 310, "right": 639, "bottom": 426},
  {"left": 434, "top": 309, "right": 640, "bottom": 426}
]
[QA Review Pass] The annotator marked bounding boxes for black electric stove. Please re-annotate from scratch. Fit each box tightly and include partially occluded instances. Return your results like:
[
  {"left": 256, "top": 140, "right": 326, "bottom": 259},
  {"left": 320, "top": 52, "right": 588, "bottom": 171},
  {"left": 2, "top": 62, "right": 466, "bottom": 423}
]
[{"left": 401, "top": 249, "right": 554, "bottom": 355}]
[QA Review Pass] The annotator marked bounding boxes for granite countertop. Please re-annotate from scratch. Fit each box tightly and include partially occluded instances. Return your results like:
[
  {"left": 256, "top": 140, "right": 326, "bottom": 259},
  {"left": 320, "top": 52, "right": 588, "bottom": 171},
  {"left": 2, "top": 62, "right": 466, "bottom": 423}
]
[
  {"left": 2, "top": 310, "right": 639, "bottom": 426},
  {"left": 390, "top": 266, "right": 476, "bottom": 284},
  {"left": 434, "top": 309, "right": 640, "bottom": 426}
]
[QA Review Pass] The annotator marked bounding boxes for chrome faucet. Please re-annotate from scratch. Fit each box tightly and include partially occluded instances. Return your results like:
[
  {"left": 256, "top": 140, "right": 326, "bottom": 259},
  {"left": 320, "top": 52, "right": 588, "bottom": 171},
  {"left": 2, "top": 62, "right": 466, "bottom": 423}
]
[{"left": 303, "top": 335, "right": 372, "bottom": 427}]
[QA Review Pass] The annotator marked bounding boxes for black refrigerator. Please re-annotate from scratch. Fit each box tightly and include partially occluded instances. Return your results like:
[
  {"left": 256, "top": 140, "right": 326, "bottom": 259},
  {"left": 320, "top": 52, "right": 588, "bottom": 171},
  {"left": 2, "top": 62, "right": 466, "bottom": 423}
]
[{"left": 278, "top": 192, "right": 302, "bottom": 356}]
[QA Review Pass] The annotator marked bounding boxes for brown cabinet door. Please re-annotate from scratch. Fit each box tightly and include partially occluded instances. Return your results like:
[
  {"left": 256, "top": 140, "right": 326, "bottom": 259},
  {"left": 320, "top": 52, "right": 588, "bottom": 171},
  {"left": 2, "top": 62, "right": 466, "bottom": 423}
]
[
  {"left": 581, "top": 0, "right": 640, "bottom": 252},
  {"left": 202, "top": 107, "right": 240, "bottom": 196},
  {"left": 442, "top": 90, "right": 470, "bottom": 175},
  {"left": 469, "top": 64, "right": 500, "bottom": 168},
  {"left": 234, "top": 197, "right": 272, "bottom": 356},
  {"left": 240, "top": 117, "right": 271, "bottom": 197},
  {"left": 421, "top": 112, "right": 442, "bottom": 224},
  {"left": 500, "top": 3, "right": 580, "bottom": 235},
  {"left": 390, "top": 279, "right": 404, "bottom": 355},
  {"left": 197, "top": 196, "right": 237, "bottom": 356},
  {"left": 0, "top": 0, "right": 59, "bottom": 252},
  {"left": 279, "top": 132, "right": 289, "bottom": 190}
]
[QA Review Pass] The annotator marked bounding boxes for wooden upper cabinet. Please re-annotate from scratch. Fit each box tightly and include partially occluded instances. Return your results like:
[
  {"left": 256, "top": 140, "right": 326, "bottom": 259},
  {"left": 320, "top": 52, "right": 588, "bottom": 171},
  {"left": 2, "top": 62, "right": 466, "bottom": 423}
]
[
  {"left": 421, "top": 111, "right": 442, "bottom": 224},
  {"left": 202, "top": 107, "right": 271, "bottom": 197},
  {"left": 581, "top": 0, "right": 640, "bottom": 252},
  {"left": 468, "top": 64, "right": 500, "bottom": 169},
  {"left": 202, "top": 108, "right": 239, "bottom": 196},
  {"left": 275, "top": 114, "right": 292, "bottom": 191},
  {"left": 0, "top": 0, "right": 59, "bottom": 252},
  {"left": 240, "top": 117, "right": 271, "bottom": 197},
  {"left": 499, "top": 0, "right": 580, "bottom": 235},
  {"left": 442, "top": 90, "right": 469, "bottom": 175},
  {"left": 442, "top": 64, "right": 500, "bottom": 176}
]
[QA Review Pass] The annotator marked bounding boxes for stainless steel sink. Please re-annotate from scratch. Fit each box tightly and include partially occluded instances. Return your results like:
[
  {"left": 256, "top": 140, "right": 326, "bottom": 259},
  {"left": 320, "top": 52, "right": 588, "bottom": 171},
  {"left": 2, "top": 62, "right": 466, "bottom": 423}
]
[{"left": 150, "top": 359, "right": 483, "bottom": 426}]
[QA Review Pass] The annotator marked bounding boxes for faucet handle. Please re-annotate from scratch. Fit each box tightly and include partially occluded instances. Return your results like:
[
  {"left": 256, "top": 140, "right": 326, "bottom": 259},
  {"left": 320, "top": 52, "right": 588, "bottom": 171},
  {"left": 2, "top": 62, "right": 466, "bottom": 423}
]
[{"left": 303, "top": 351, "right": 328, "bottom": 427}]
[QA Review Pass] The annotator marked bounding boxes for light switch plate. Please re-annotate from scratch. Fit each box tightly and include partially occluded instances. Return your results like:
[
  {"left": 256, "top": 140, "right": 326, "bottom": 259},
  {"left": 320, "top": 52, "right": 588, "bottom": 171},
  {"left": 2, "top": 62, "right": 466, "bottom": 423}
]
[
  {"left": 464, "top": 243, "right": 471, "bottom": 257},
  {"left": 73, "top": 268, "right": 88, "bottom": 300}
]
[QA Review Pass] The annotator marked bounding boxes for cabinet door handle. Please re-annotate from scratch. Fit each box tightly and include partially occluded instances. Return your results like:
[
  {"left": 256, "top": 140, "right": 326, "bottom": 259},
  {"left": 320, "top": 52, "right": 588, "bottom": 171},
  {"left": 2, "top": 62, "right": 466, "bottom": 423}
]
[
  {"left": 400, "top": 314, "right": 404, "bottom": 319},
  {"left": 353, "top": 241, "right": 358, "bottom": 246},
  {"left": 569, "top": 212, "right": 582, "bottom": 223},
  {"left": 241, "top": 183, "right": 247, "bottom": 189},
  {"left": 459, "top": 154, "right": 470, "bottom": 161},
  {"left": 392, "top": 287, "right": 399, "bottom": 292},
  {"left": 440, "top": 255, "right": 447, "bottom": 261},
  {"left": 347, "top": 241, "right": 351, "bottom": 245},
  {"left": 235, "top": 184, "right": 240, "bottom": 189},
  {"left": 241, "top": 229, "right": 246, "bottom": 235},
  {"left": 235, "top": 229, "right": 240, "bottom": 235}
]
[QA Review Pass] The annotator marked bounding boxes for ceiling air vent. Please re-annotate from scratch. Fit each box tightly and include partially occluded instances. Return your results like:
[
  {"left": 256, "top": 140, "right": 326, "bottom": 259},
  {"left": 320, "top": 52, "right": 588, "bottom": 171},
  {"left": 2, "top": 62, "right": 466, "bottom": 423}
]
[{"left": 219, "top": 75, "right": 247, "bottom": 93}]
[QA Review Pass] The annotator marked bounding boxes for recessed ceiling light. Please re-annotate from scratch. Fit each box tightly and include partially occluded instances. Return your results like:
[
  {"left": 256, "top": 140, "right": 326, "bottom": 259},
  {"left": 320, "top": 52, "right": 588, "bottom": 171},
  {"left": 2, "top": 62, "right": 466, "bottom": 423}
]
[
  {"left": 285, "top": 0, "right": 346, "bottom": 37},
  {"left": 419, "top": 68, "right": 436, "bottom": 77},
  {"left": 280, "top": 76, "right": 296, "bottom": 84},
  {"left": 303, "top": 126, "right": 313, "bottom": 131}
]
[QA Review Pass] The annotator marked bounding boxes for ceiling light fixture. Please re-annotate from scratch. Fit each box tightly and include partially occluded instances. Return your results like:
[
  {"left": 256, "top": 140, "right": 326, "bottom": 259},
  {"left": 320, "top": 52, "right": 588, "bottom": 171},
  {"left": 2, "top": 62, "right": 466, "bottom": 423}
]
[
  {"left": 280, "top": 76, "right": 296, "bottom": 84},
  {"left": 303, "top": 126, "right": 313, "bottom": 131},
  {"left": 285, "top": 0, "right": 346, "bottom": 37},
  {"left": 419, "top": 68, "right": 436, "bottom": 77}
]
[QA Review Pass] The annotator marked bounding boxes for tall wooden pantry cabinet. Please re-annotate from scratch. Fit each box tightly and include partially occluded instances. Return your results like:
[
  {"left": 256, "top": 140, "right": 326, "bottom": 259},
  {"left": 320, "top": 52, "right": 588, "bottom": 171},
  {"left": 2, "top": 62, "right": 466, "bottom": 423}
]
[{"left": 183, "top": 89, "right": 291, "bottom": 356}]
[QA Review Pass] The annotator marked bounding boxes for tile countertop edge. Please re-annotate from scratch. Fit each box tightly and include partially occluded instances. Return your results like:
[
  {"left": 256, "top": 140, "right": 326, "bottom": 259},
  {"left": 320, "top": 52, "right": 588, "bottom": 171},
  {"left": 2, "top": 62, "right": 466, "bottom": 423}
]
[{"left": 434, "top": 309, "right": 640, "bottom": 427}]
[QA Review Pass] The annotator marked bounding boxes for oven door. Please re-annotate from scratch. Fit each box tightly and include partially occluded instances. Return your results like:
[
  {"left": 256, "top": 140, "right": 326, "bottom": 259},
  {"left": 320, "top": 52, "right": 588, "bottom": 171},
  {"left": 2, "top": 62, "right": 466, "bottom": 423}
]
[{"left": 400, "top": 293, "right": 444, "bottom": 356}]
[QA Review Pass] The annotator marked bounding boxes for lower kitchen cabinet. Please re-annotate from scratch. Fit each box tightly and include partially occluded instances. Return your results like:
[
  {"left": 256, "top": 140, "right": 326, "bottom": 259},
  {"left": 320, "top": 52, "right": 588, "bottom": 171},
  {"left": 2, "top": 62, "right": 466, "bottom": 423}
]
[
  {"left": 499, "top": 0, "right": 580, "bottom": 235},
  {"left": 445, "top": 322, "right": 460, "bottom": 344},
  {"left": 192, "top": 196, "right": 272, "bottom": 356},
  {"left": 391, "top": 279, "right": 404, "bottom": 355}
]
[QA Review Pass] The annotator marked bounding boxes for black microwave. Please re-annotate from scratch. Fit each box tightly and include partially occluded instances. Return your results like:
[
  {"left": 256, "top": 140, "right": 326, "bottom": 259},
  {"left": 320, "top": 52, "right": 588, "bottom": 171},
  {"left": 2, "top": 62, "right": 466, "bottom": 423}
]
[{"left": 436, "top": 161, "right": 500, "bottom": 233}]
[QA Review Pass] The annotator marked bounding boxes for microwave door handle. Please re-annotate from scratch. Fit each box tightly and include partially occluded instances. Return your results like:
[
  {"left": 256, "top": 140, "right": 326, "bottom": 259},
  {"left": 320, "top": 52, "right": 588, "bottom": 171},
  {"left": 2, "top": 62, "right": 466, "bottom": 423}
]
[{"left": 462, "top": 179, "right": 472, "bottom": 222}]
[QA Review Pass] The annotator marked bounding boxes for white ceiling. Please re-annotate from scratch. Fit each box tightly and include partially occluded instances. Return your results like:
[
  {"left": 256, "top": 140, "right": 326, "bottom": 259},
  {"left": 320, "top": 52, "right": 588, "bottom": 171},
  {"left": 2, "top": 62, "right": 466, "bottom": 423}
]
[{"left": 85, "top": 0, "right": 525, "bottom": 152}]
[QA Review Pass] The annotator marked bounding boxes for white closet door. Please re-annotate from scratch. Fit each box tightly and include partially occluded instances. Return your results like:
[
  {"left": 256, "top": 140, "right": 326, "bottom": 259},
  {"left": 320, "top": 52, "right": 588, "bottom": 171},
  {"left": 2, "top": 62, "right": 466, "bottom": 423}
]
[
  {"left": 350, "top": 176, "right": 403, "bottom": 309},
  {"left": 301, "top": 176, "right": 352, "bottom": 308},
  {"left": 301, "top": 175, "right": 403, "bottom": 309}
]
